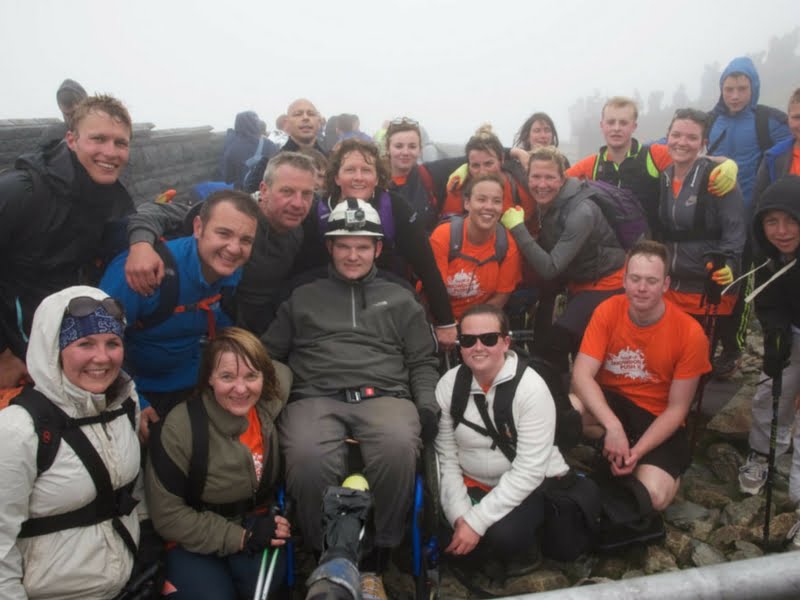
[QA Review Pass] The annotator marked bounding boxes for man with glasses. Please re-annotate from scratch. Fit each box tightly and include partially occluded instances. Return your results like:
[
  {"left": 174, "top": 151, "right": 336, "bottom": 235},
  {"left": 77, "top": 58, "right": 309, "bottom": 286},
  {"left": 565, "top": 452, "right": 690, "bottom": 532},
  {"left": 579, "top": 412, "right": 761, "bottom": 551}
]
[
  {"left": 262, "top": 199, "right": 438, "bottom": 600},
  {"left": 570, "top": 240, "right": 711, "bottom": 512}
]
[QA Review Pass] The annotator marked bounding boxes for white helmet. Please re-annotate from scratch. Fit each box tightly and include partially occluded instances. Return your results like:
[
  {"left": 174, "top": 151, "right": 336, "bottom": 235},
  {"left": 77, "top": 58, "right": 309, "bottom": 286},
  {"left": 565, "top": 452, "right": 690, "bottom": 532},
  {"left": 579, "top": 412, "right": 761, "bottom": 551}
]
[{"left": 326, "top": 198, "right": 383, "bottom": 238}]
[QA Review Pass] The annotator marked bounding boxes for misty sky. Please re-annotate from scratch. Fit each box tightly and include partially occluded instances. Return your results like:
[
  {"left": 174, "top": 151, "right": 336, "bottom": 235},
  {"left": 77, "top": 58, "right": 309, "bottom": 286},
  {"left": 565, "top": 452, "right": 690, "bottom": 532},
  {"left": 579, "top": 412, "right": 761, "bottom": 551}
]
[{"left": 1, "top": 0, "right": 796, "bottom": 146}]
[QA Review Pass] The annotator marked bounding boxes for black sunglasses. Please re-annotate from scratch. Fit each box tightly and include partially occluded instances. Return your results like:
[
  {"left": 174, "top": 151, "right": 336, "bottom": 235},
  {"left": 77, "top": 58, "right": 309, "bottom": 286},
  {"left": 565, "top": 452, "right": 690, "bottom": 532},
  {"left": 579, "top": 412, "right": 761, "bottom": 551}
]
[
  {"left": 66, "top": 296, "right": 126, "bottom": 321},
  {"left": 458, "top": 332, "right": 503, "bottom": 348}
]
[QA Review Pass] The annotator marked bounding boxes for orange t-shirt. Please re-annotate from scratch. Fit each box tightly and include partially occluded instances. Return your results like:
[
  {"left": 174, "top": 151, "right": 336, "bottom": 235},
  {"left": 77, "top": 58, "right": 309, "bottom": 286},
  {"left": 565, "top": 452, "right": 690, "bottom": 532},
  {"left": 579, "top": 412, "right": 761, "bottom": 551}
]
[
  {"left": 790, "top": 145, "right": 800, "bottom": 176},
  {"left": 579, "top": 295, "right": 711, "bottom": 416},
  {"left": 663, "top": 289, "right": 737, "bottom": 316},
  {"left": 567, "top": 143, "right": 672, "bottom": 180},
  {"left": 429, "top": 221, "right": 522, "bottom": 320},
  {"left": 239, "top": 406, "right": 265, "bottom": 481},
  {"left": 392, "top": 175, "right": 408, "bottom": 186},
  {"left": 568, "top": 267, "right": 625, "bottom": 294}
]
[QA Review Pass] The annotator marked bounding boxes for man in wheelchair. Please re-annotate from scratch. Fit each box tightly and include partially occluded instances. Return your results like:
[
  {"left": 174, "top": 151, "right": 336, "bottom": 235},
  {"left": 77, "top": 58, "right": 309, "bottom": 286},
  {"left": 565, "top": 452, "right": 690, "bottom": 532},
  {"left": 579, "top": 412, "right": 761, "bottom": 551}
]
[{"left": 262, "top": 199, "right": 440, "bottom": 599}]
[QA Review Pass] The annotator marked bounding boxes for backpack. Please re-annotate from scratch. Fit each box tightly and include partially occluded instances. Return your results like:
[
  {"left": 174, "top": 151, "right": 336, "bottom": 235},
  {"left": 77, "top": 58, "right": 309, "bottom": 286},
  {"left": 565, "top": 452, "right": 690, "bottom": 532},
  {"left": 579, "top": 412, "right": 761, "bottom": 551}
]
[
  {"left": 449, "top": 352, "right": 582, "bottom": 460},
  {"left": 447, "top": 215, "right": 509, "bottom": 267},
  {"left": 148, "top": 396, "right": 273, "bottom": 517},
  {"left": 241, "top": 137, "right": 275, "bottom": 189},
  {"left": 7, "top": 386, "right": 139, "bottom": 555},
  {"left": 707, "top": 104, "right": 788, "bottom": 156},
  {"left": 561, "top": 180, "right": 650, "bottom": 250}
]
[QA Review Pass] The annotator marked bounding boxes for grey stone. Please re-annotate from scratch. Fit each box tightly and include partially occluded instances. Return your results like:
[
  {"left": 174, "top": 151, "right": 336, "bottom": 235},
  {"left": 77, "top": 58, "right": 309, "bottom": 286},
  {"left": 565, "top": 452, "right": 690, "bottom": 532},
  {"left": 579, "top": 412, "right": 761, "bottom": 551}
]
[
  {"left": 664, "top": 529, "right": 694, "bottom": 566},
  {"left": 664, "top": 501, "right": 710, "bottom": 530},
  {"left": 501, "top": 570, "right": 570, "bottom": 596},
  {"left": 708, "top": 525, "right": 757, "bottom": 550},
  {"left": 706, "top": 443, "right": 743, "bottom": 483},
  {"left": 683, "top": 478, "right": 734, "bottom": 510},
  {"left": 591, "top": 556, "right": 629, "bottom": 580},
  {"left": 727, "top": 540, "right": 764, "bottom": 561},
  {"left": 621, "top": 569, "right": 645, "bottom": 579},
  {"left": 643, "top": 545, "right": 679, "bottom": 574},
  {"left": 721, "top": 495, "right": 765, "bottom": 527},
  {"left": 706, "top": 383, "right": 755, "bottom": 438},
  {"left": 691, "top": 541, "right": 727, "bottom": 567}
]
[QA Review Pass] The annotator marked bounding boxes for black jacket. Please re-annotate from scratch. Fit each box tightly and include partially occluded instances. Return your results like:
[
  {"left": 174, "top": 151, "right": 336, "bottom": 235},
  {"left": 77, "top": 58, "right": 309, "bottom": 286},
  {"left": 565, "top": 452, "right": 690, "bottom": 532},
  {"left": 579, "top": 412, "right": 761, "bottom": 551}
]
[{"left": 0, "top": 141, "right": 178, "bottom": 359}]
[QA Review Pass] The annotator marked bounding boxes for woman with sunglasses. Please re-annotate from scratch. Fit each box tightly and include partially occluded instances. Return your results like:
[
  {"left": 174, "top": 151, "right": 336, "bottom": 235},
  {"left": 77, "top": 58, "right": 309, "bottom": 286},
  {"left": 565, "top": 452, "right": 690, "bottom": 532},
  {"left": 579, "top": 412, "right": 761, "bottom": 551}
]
[
  {"left": 145, "top": 327, "right": 291, "bottom": 599},
  {"left": 434, "top": 304, "right": 569, "bottom": 575},
  {"left": 294, "top": 137, "right": 458, "bottom": 349},
  {"left": 384, "top": 117, "right": 465, "bottom": 234},
  {"left": 428, "top": 174, "right": 522, "bottom": 321},
  {"left": 0, "top": 286, "right": 145, "bottom": 600},
  {"left": 656, "top": 109, "right": 745, "bottom": 332}
]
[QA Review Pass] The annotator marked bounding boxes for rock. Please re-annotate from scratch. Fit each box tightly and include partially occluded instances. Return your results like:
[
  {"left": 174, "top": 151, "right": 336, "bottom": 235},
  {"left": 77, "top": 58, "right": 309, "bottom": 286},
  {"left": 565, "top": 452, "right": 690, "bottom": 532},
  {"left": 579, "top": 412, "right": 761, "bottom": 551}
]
[
  {"left": 574, "top": 577, "right": 614, "bottom": 586},
  {"left": 664, "top": 501, "right": 710, "bottom": 530},
  {"left": 664, "top": 529, "right": 693, "bottom": 566},
  {"left": 501, "top": 570, "right": 570, "bottom": 596},
  {"left": 561, "top": 555, "right": 596, "bottom": 581},
  {"left": 691, "top": 541, "right": 727, "bottom": 567},
  {"left": 748, "top": 511, "right": 797, "bottom": 544},
  {"left": 643, "top": 545, "right": 678, "bottom": 574},
  {"left": 690, "top": 518, "right": 716, "bottom": 542},
  {"left": 706, "top": 384, "right": 755, "bottom": 438},
  {"left": 591, "top": 556, "right": 629, "bottom": 580},
  {"left": 621, "top": 569, "right": 645, "bottom": 579},
  {"left": 708, "top": 525, "right": 757, "bottom": 550},
  {"left": 777, "top": 453, "right": 792, "bottom": 478},
  {"left": 706, "top": 443, "right": 743, "bottom": 483},
  {"left": 683, "top": 479, "right": 734, "bottom": 510},
  {"left": 727, "top": 540, "right": 763, "bottom": 561},
  {"left": 721, "top": 495, "right": 764, "bottom": 527}
]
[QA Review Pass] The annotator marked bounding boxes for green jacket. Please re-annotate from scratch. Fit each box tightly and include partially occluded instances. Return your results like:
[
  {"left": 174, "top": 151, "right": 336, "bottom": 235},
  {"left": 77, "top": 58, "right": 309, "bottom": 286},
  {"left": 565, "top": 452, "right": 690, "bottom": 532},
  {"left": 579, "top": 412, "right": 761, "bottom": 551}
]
[{"left": 145, "top": 367, "right": 288, "bottom": 556}]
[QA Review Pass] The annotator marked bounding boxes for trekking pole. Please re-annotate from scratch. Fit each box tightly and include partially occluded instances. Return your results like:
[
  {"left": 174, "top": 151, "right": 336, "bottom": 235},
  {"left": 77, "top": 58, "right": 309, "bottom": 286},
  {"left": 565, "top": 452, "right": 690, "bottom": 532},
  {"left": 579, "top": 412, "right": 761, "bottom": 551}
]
[
  {"left": 689, "top": 257, "right": 724, "bottom": 450},
  {"left": 763, "top": 347, "right": 784, "bottom": 549},
  {"left": 252, "top": 548, "right": 270, "bottom": 600},
  {"left": 260, "top": 547, "right": 281, "bottom": 600}
]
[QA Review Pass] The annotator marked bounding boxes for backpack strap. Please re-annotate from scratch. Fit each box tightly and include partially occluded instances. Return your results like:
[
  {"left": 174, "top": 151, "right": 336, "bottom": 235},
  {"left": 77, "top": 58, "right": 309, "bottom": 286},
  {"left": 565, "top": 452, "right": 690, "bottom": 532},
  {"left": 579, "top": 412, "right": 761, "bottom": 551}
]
[
  {"left": 447, "top": 217, "right": 508, "bottom": 266},
  {"left": 133, "top": 241, "right": 179, "bottom": 331},
  {"left": 449, "top": 364, "right": 472, "bottom": 428},
  {"left": 13, "top": 388, "right": 139, "bottom": 556},
  {"left": 186, "top": 397, "right": 209, "bottom": 509},
  {"left": 417, "top": 165, "right": 437, "bottom": 211},
  {"left": 472, "top": 393, "right": 516, "bottom": 463}
]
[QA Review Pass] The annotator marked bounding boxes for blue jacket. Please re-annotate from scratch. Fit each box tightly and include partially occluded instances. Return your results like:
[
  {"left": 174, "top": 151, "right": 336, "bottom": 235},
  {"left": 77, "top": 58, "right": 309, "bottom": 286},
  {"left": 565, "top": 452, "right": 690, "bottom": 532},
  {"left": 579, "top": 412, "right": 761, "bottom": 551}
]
[
  {"left": 708, "top": 57, "right": 791, "bottom": 209},
  {"left": 100, "top": 236, "right": 239, "bottom": 399}
]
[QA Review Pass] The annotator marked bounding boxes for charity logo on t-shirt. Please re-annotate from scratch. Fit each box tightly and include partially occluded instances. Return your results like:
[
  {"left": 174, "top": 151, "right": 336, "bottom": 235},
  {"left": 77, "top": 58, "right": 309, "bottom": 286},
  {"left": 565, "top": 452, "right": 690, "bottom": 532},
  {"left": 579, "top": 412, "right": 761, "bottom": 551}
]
[
  {"left": 447, "top": 269, "right": 481, "bottom": 299},
  {"left": 603, "top": 346, "right": 654, "bottom": 381}
]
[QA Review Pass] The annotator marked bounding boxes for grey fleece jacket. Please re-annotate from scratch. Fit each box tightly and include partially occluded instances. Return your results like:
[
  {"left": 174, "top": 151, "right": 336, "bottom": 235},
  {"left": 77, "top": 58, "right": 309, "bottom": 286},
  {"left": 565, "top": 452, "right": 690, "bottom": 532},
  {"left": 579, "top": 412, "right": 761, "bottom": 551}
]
[
  {"left": 509, "top": 178, "right": 625, "bottom": 284},
  {"left": 263, "top": 265, "right": 439, "bottom": 414}
]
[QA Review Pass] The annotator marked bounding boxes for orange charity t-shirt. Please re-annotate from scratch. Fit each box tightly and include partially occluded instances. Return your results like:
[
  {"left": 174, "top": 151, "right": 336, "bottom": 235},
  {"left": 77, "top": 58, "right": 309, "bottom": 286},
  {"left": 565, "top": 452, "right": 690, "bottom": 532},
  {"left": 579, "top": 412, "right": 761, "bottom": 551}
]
[
  {"left": 579, "top": 295, "right": 711, "bottom": 416},
  {"left": 790, "top": 145, "right": 800, "bottom": 176},
  {"left": 239, "top": 406, "right": 265, "bottom": 482},
  {"left": 429, "top": 220, "right": 522, "bottom": 320},
  {"left": 663, "top": 289, "right": 737, "bottom": 316},
  {"left": 567, "top": 143, "right": 672, "bottom": 180}
]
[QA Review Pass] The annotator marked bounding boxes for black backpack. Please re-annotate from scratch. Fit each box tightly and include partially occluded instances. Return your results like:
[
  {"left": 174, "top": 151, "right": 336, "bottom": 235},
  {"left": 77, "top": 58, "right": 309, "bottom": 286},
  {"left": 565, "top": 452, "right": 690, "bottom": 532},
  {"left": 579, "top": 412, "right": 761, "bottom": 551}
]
[
  {"left": 449, "top": 353, "right": 582, "bottom": 461},
  {"left": 9, "top": 386, "right": 139, "bottom": 555},
  {"left": 148, "top": 397, "right": 274, "bottom": 517}
]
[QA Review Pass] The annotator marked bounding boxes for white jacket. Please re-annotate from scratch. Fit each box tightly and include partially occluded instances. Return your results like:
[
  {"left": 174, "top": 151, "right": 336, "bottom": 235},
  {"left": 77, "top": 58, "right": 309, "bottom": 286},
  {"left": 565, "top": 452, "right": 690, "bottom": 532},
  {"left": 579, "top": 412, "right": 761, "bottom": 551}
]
[
  {"left": 434, "top": 351, "right": 569, "bottom": 536},
  {"left": 0, "top": 286, "right": 142, "bottom": 600}
]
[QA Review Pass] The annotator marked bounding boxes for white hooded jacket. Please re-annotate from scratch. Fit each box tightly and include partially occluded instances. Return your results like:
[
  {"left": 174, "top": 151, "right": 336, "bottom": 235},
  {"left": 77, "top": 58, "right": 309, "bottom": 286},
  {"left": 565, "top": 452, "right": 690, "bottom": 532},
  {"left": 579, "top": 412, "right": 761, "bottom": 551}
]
[{"left": 0, "top": 286, "right": 142, "bottom": 600}]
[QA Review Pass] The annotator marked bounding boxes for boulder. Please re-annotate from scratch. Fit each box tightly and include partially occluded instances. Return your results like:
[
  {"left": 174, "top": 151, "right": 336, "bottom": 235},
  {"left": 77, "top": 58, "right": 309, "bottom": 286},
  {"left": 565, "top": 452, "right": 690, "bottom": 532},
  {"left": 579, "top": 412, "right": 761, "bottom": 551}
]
[
  {"left": 706, "top": 384, "right": 755, "bottom": 438},
  {"left": 643, "top": 545, "right": 678, "bottom": 574},
  {"left": 691, "top": 541, "right": 727, "bottom": 567},
  {"left": 706, "top": 443, "right": 743, "bottom": 483}
]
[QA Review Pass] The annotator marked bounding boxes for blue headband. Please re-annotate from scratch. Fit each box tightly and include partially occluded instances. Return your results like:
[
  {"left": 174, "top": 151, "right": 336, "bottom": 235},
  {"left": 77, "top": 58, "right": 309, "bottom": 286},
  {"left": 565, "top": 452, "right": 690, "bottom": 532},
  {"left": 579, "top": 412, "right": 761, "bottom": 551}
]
[{"left": 59, "top": 305, "right": 124, "bottom": 351}]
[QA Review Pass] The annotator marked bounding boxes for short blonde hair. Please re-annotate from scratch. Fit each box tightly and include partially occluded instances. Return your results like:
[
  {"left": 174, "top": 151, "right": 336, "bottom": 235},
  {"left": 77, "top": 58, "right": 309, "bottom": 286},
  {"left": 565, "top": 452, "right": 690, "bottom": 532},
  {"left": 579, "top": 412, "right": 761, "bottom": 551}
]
[{"left": 602, "top": 96, "right": 639, "bottom": 121}]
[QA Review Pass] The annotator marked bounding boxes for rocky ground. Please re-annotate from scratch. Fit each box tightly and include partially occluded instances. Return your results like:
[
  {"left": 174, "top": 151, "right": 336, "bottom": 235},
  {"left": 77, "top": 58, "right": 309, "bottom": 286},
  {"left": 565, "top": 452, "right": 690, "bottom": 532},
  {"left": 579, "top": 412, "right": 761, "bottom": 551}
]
[{"left": 377, "top": 327, "right": 800, "bottom": 598}]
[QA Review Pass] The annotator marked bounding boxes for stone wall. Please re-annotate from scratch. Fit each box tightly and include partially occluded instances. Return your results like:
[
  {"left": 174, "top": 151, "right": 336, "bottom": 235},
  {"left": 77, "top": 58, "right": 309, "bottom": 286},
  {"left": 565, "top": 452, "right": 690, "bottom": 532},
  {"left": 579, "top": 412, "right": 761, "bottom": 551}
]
[{"left": 0, "top": 118, "right": 225, "bottom": 206}]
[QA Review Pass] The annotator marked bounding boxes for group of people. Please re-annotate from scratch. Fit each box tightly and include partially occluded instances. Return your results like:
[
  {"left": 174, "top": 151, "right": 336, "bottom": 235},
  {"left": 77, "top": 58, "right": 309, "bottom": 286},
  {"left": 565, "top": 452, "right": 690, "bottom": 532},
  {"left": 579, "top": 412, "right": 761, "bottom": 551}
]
[{"left": 0, "top": 55, "right": 798, "bottom": 600}]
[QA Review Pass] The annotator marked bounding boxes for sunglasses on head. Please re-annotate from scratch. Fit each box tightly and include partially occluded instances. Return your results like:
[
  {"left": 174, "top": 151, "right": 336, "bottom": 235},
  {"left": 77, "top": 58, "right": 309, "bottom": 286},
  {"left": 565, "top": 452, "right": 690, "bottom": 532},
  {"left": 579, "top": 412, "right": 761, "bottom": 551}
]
[
  {"left": 65, "top": 296, "right": 126, "bottom": 321},
  {"left": 458, "top": 332, "right": 503, "bottom": 348},
  {"left": 390, "top": 116, "right": 419, "bottom": 127}
]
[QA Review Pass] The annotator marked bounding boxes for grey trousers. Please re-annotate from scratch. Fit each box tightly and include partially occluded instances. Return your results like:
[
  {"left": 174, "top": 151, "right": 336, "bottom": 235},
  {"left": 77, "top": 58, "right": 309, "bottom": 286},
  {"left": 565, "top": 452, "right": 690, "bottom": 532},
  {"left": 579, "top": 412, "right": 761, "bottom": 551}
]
[
  {"left": 279, "top": 395, "right": 421, "bottom": 550},
  {"left": 749, "top": 331, "right": 800, "bottom": 503}
]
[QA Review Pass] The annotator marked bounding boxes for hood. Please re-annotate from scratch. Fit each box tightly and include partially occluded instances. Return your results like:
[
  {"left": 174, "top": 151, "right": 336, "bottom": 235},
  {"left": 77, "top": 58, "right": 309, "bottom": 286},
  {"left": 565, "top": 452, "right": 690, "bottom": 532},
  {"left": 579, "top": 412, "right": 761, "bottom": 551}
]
[
  {"left": 27, "top": 285, "right": 127, "bottom": 417},
  {"left": 15, "top": 140, "right": 76, "bottom": 196},
  {"left": 234, "top": 111, "right": 263, "bottom": 139},
  {"left": 714, "top": 56, "right": 760, "bottom": 115},
  {"left": 752, "top": 175, "right": 800, "bottom": 260}
]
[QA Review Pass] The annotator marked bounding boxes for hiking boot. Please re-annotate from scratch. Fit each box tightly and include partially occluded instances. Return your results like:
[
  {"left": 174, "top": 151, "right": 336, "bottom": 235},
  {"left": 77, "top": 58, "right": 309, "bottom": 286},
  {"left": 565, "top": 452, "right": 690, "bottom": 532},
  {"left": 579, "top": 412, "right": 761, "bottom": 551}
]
[
  {"left": 713, "top": 349, "right": 742, "bottom": 379},
  {"left": 738, "top": 451, "right": 769, "bottom": 495},
  {"left": 360, "top": 572, "right": 388, "bottom": 600}
]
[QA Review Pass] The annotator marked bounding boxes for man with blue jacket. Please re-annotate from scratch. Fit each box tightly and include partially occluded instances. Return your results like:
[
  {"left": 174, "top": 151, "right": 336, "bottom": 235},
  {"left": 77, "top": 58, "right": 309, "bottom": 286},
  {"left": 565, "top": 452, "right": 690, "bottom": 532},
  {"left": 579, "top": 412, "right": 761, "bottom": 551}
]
[
  {"left": 707, "top": 56, "right": 792, "bottom": 378},
  {"left": 101, "top": 190, "right": 259, "bottom": 438}
]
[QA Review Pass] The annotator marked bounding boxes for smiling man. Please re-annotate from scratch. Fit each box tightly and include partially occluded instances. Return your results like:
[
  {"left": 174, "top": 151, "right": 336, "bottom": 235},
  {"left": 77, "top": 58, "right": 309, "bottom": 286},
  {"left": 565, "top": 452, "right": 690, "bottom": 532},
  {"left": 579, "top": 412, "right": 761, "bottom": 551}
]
[
  {"left": 570, "top": 240, "right": 711, "bottom": 513},
  {"left": 262, "top": 198, "right": 439, "bottom": 599},
  {"left": 100, "top": 190, "right": 258, "bottom": 431},
  {"left": 0, "top": 95, "right": 184, "bottom": 391}
]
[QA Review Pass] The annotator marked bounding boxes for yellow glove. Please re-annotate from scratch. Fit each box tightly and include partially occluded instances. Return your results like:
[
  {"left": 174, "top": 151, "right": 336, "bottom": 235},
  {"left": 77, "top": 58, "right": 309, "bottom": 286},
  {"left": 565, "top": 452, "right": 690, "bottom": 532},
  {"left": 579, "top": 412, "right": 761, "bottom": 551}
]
[
  {"left": 446, "top": 163, "right": 469, "bottom": 192},
  {"left": 501, "top": 206, "right": 525, "bottom": 230},
  {"left": 155, "top": 189, "right": 177, "bottom": 204},
  {"left": 711, "top": 265, "right": 734, "bottom": 286},
  {"left": 708, "top": 160, "right": 738, "bottom": 196}
]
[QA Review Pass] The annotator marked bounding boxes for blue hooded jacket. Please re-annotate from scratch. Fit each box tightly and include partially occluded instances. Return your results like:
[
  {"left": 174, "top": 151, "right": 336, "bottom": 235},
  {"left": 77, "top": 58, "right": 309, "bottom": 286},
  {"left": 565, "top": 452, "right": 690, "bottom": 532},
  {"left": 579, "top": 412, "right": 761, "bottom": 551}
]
[{"left": 708, "top": 57, "right": 791, "bottom": 210}]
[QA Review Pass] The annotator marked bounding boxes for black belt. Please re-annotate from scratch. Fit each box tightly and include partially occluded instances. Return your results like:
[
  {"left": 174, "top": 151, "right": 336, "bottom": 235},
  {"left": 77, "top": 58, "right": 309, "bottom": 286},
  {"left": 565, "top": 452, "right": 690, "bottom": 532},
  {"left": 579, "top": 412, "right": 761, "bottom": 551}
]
[{"left": 290, "top": 386, "right": 403, "bottom": 404}]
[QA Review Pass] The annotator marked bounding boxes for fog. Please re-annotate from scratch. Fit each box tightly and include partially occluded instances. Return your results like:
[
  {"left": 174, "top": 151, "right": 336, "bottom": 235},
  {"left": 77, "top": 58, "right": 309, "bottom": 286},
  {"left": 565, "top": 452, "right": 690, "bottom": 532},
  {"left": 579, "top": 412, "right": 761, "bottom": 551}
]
[{"left": 1, "top": 0, "right": 797, "bottom": 148}]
